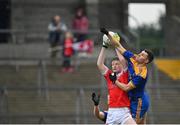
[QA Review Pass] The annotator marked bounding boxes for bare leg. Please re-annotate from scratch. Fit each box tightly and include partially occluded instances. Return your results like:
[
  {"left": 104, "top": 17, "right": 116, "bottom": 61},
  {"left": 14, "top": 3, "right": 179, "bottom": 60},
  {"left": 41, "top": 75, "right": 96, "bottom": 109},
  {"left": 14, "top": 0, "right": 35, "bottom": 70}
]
[{"left": 138, "top": 113, "right": 147, "bottom": 124}]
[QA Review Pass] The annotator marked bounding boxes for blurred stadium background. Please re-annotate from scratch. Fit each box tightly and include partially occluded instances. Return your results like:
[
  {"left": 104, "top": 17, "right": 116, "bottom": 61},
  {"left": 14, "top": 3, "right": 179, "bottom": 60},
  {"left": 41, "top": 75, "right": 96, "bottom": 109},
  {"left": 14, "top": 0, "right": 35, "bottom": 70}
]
[{"left": 0, "top": 0, "right": 180, "bottom": 124}]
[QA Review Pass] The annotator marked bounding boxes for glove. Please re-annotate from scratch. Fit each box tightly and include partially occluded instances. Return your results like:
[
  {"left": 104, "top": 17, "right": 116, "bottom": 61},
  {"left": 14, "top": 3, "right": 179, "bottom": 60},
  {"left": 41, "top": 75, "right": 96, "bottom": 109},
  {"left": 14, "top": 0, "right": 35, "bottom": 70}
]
[
  {"left": 100, "top": 27, "right": 109, "bottom": 35},
  {"left": 113, "top": 33, "right": 121, "bottom": 45},
  {"left": 102, "top": 40, "right": 108, "bottom": 48},
  {"left": 92, "top": 92, "right": 100, "bottom": 106},
  {"left": 109, "top": 72, "right": 117, "bottom": 83}
]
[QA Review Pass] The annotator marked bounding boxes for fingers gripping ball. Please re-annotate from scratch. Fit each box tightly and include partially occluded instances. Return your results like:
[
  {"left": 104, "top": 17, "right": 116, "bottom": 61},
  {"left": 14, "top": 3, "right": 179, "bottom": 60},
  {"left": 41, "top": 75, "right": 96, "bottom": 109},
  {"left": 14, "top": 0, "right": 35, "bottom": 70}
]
[
  {"left": 103, "top": 31, "right": 120, "bottom": 47},
  {"left": 112, "top": 33, "right": 121, "bottom": 47}
]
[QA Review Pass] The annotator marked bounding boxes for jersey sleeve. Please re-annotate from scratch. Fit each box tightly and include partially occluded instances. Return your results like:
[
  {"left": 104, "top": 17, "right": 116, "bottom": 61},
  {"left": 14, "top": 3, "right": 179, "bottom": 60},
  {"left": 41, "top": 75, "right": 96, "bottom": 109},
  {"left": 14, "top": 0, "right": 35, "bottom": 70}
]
[
  {"left": 118, "top": 70, "right": 129, "bottom": 84},
  {"left": 103, "top": 111, "right": 108, "bottom": 122},
  {"left": 101, "top": 66, "right": 109, "bottom": 75},
  {"left": 104, "top": 69, "right": 111, "bottom": 80},
  {"left": 123, "top": 50, "right": 134, "bottom": 61},
  {"left": 131, "top": 75, "right": 144, "bottom": 87}
]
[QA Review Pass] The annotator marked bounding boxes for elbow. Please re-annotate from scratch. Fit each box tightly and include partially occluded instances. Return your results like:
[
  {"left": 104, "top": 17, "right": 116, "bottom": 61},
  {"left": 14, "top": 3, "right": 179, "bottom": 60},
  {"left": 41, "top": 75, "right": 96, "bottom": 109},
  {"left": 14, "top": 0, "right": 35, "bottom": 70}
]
[
  {"left": 97, "top": 62, "right": 100, "bottom": 69},
  {"left": 97, "top": 61, "right": 102, "bottom": 69},
  {"left": 119, "top": 84, "right": 130, "bottom": 92},
  {"left": 115, "top": 81, "right": 129, "bottom": 92},
  {"left": 97, "top": 61, "right": 100, "bottom": 67},
  {"left": 124, "top": 86, "right": 132, "bottom": 92},
  {"left": 124, "top": 87, "right": 129, "bottom": 92}
]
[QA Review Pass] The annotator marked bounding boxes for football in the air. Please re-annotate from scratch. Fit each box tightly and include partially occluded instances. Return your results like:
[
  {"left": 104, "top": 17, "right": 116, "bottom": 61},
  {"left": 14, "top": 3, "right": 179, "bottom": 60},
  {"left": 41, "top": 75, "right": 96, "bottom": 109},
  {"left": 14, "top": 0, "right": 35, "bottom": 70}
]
[{"left": 103, "top": 31, "right": 120, "bottom": 46}]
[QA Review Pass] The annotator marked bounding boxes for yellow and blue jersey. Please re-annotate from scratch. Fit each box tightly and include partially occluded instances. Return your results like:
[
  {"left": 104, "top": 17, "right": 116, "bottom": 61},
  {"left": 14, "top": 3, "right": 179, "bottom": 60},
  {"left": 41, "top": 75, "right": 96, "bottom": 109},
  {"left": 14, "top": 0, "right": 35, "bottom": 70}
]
[
  {"left": 123, "top": 50, "right": 149, "bottom": 121},
  {"left": 123, "top": 50, "right": 148, "bottom": 98}
]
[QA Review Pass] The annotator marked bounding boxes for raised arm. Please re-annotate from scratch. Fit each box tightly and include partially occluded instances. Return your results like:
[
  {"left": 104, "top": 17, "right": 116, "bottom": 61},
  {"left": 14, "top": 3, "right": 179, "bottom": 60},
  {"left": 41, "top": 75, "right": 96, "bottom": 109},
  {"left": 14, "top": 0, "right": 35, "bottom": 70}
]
[
  {"left": 100, "top": 28, "right": 126, "bottom": 55},
  {"left": 115, "top": 48, "right": 127, "bottom": 69},
  {"left": 97, "top": 46, "right": 108, "bottom": 74},
  {"left": 116, "top": 44, "right": 126, "bottom": 55},
  {"left": 97, "top": 47, "right": 106, "bottom": 72}
]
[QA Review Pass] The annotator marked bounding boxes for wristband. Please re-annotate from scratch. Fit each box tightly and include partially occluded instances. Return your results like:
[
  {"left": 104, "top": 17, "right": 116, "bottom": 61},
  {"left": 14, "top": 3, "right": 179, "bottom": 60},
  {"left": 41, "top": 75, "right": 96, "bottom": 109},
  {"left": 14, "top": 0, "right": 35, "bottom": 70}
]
[{"left": 103, "top": 45, "right": 108, "bottom": 48}]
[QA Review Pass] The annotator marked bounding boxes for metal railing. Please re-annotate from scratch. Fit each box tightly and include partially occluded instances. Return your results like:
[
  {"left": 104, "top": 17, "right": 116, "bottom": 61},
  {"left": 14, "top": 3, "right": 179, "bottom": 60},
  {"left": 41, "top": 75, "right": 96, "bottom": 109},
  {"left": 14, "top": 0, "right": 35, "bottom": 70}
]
[
  {"left": 0, "top": 61, "right": 179, "bottom": 123},
  {"left": 0, "top": 59, "right": 180, "bottom": 124},
  {"left": 0, "top": 84, "right": 180, "bottom": 124},
  {"left": 0, "top": 28, "right": 167, "bottom": 65}
]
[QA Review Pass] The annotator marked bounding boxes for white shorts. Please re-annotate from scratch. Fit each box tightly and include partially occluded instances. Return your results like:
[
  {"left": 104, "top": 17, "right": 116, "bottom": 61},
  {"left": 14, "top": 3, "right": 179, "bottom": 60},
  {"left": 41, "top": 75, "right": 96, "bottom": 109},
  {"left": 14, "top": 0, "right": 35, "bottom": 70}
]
[{"left": 106, "top": 107, "right": 132, "bottom": 125}]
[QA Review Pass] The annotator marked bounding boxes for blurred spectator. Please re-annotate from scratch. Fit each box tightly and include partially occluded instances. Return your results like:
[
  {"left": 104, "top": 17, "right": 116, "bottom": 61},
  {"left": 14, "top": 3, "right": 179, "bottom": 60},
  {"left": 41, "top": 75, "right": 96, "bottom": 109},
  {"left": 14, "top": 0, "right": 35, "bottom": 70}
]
[
  {"left": 48, "top": 15, "right": 67, "bottom": 58},
  {"left": 72, "top": 7, "right": 89, "bottom": 42},
  {"left": 62, "top": 32, "right": 74, "bottom": 73}
]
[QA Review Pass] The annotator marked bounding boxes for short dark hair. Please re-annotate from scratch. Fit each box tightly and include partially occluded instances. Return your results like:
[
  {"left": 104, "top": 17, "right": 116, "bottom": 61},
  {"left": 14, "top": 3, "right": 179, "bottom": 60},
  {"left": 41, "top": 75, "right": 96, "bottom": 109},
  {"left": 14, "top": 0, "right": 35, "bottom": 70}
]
[
  {"left": 144, "top": 49, "right": 154, "bottom": 63},
  {"left": 111, "top": 57, "right": 119, "bottom": 62}
]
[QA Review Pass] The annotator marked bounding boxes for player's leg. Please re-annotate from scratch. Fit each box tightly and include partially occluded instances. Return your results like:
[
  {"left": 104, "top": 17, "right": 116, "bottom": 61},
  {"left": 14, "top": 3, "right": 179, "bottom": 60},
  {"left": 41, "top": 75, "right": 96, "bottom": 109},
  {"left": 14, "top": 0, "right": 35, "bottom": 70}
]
[
  {"left": 138, "top": 93, "right": 149, "bottom": 124},
  {"left": 106, "top": 108, "right": 118, "bottom": 124},
  {"left": 123, "top": 115, "right": 137, "bottom": 124},
  {"left": 130, "top": 96, "right": 149, "bottom": 124},
  {"left": 106, "top": 108, "right": 129, "bottom": 124},
  {"left": 121, "top": 108, "right": 137, "bottom": 125},
  {"left": 138, "top": 112, "right": 147, "bottom": 124}
]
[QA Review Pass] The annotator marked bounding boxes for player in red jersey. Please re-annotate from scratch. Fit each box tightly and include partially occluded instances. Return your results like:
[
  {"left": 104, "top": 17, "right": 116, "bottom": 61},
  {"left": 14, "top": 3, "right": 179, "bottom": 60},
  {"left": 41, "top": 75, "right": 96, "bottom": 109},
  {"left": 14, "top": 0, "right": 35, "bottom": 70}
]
[{"left": 97, "top": 37, "right": 136, "bottom": 124}]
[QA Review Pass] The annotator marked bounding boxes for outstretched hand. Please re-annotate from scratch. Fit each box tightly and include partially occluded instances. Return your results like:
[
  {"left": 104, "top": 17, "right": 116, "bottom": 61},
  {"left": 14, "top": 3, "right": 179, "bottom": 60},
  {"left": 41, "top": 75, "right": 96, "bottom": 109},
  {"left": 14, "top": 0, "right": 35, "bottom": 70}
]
[
  {"left": 92, "top": 92, "right": 100, "bottom": 106},
  {"left": 100, "top": 27, "right": 109, "bottom": 35}
]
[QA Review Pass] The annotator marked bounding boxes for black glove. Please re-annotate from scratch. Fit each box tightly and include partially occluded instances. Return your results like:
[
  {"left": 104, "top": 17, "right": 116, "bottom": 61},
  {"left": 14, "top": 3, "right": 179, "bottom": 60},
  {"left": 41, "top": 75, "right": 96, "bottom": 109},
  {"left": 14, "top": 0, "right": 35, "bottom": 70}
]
[
  {"left": 92, "top": 92, "right": 100, "bottom": 106},
  {"left": 100, "top": 27, "right": 109, "bottom": 35},
  {"left": 109, "top": 72, "right": 117, "bottom": 83}
]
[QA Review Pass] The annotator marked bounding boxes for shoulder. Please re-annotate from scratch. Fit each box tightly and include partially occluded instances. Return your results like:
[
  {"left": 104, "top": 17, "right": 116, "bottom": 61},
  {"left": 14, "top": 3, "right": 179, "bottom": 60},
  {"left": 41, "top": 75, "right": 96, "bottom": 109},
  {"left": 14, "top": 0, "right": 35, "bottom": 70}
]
[
  {"left": 104, "top": 69, "right": 112, "bottom": 80},
  {"left": 82, "top": 16, "right": 88, "bottom": 20},
  {"left": 104, "top": 69, "right": 111, "bottom": 76},
  {"left": 139, "top": 66, "right": 147, "bottom": 79},
  {"left": 117, "top": 69, "right": 128, "bottom": 77},
  {"left": 82, "top": 16, "right": 89, "bottom": 22},
  {"left": 133, "top": 66, "right": 147, "bottom": 79},
  {"left": 49, "top": 23, "right": 54, "bottom": 26},
  {"left": 60, "top": 21, "right": 66, "bottom": 25}
]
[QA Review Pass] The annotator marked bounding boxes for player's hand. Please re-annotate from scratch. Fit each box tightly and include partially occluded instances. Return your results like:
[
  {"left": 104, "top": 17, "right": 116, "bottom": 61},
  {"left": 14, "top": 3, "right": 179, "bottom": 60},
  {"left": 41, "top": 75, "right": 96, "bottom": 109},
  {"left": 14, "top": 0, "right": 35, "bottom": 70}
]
[
  {"left": 109, "top": 72, "right": 117, "bottom": 83},
  {"left": 102, "top": 40, "right": 108, "bottom": 48},
  {"left": 111, "top": 33, "right": 121, "bottom": 47},
  {"left": 92, "top": 92, "right": 100, "bottom": 106},
  {"left": 100, "top": 28, "right": 109, "bottom": 35}
]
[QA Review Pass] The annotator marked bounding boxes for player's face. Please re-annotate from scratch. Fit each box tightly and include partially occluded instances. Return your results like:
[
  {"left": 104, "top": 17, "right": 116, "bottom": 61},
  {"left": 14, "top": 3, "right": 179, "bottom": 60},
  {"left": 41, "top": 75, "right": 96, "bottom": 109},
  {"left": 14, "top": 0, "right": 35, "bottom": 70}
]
[
  {"left": 111, "top": 60, "right": 122, "bottom": 72},
  {"left": 54, "top": 15, "right": 61, "bottom": 23},
  {"left": 136, "top": 50, "right": 149, "bottom": 64},
  {"left": 77, "top": 9, "right": 83, "bottom": 17}
]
